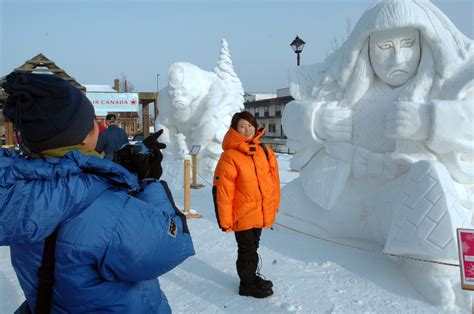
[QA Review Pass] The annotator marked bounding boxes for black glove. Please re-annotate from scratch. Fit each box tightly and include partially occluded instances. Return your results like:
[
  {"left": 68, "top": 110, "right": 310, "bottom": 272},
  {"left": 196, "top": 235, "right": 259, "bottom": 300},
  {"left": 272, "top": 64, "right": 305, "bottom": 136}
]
[
  {"left": 142, "top": 129, "right": 167, "bottom": 151},
  {"left": 141, "top": 129, "right": 167, "bottom": 179}
]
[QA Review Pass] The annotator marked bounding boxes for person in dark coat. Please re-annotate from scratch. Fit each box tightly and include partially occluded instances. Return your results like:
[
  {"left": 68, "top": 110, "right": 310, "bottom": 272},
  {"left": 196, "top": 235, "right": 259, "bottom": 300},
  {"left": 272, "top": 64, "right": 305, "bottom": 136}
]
[
  {"left": 96, "top": 113, "right": 129, "bottom": 160},
  {"left": 0, "top": 72, "right": 195, "bottom": 313}
]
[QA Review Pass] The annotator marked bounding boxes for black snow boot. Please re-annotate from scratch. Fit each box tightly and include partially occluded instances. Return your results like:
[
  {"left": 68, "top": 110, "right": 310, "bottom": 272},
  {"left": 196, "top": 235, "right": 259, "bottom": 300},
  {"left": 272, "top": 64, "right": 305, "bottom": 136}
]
[
  {"left": 255, "top": 275, "right": 273, "bottom": 289},
  {"left": 239, "top": 281, "right": 273, "bottom": 298}
]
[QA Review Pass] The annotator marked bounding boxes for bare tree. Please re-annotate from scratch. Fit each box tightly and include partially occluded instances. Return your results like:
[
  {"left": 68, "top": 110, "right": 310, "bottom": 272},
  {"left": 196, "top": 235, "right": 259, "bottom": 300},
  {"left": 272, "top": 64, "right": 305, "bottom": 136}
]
[
  {"left": 329, "top": 34, "right": 341, "bottom": 54},
  {"left": 117, "top": 73, "right": 136, "bottom": 92},
  {"left": 326, "top": 17, "right": 352, "bottom": 56},
  {"left": 345, "top": 17, "right": 352, "bottom": 39}
]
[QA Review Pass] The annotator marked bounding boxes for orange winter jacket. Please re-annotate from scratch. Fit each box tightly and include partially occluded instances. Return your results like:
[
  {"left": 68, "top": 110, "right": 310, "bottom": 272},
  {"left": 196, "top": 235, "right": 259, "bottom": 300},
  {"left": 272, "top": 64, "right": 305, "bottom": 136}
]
[{"left": 212, "top": 127, "right": 280, "bottom": 232}]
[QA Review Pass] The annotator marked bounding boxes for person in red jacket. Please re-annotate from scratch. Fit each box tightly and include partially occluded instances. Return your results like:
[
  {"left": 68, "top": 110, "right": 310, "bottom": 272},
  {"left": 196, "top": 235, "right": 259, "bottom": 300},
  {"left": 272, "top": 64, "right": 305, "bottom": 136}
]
[{"left": 213, "top": 111, "right": 280, "bottom": 298}]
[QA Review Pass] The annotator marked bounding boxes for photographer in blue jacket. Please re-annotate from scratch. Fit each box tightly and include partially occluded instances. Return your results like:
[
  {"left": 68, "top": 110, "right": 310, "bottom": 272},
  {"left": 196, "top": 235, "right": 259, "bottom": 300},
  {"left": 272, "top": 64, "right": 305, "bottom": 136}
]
[{"left": 0, "top": 71, "right": 194, "bottom": 313}]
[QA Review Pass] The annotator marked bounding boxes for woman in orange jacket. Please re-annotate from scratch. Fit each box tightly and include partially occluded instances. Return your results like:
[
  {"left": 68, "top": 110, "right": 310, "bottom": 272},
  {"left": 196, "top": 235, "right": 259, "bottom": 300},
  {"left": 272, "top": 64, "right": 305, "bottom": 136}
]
[{"left": 213, "top": 111, "right": 280, "bottom": 298}]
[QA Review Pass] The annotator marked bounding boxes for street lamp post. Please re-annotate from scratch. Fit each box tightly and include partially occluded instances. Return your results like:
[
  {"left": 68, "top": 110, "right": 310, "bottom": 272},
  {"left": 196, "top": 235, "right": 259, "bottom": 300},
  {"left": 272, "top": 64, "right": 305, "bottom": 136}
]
[{"left": 290, "top": 35, "right": 306, "bottom": 66}]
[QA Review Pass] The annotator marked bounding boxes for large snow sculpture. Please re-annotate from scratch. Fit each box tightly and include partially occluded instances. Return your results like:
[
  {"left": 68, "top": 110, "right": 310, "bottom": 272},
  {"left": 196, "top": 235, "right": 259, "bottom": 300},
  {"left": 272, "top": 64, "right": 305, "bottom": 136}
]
[
  {"left": 156, "top": 39, "right": 244, "bottom": 178},
  {"left": 281, "top": 0, "right": 473, "bottom": 307}
]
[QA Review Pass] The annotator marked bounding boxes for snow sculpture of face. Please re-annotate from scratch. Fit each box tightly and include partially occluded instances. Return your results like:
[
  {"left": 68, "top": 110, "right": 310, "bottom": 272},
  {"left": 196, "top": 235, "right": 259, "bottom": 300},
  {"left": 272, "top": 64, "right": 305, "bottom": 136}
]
[
  {"left": 369, "top": 27, "right": 421, "bottom": 87},
  {"left": 168, "top": 65, "right": 202, "bottom": 122}
]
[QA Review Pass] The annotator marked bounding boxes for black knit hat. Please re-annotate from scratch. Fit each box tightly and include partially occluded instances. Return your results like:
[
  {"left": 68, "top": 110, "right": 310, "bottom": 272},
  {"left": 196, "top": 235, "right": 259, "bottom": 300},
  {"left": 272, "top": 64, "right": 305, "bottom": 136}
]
[{"left": 2, "top": 71, "right": 95, "bottom": 153}]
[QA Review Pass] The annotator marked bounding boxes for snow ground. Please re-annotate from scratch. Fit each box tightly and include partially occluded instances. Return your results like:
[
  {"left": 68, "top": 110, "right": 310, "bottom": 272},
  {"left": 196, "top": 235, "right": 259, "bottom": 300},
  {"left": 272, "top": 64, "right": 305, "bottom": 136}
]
[{"left": 0, "top": 154, "right": 470, "bottom": 313}]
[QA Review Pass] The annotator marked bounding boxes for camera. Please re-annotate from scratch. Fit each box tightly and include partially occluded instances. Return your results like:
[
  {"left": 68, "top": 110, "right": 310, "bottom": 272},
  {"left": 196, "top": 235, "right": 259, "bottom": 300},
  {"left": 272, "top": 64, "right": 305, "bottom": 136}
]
[{"left": 114, "top": 131, "right": 166, "bottom": 180}]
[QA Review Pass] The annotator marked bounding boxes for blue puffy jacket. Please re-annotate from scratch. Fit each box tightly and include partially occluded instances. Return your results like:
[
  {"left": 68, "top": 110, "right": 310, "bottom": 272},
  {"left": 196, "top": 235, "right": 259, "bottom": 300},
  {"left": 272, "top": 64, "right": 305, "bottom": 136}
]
[{"left": 0, "top": 148, "right": 195, "bottom": 313}]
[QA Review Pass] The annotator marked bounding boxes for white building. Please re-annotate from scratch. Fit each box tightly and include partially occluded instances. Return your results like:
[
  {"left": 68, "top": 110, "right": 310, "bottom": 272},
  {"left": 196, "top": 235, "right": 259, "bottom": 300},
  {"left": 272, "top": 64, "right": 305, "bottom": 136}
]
[
  {"left": 244, "top": 92, "right": 276, "bottom": 102},
  {"left": 244, "top": 88, "right": 293, "bottom": 153}
]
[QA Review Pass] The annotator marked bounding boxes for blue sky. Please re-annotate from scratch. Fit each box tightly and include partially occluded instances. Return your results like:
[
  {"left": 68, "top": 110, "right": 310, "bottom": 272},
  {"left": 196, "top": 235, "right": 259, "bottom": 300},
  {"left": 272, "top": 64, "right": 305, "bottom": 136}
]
[{"left": 1, "top": 0, "right": 473, "bottom": 93}]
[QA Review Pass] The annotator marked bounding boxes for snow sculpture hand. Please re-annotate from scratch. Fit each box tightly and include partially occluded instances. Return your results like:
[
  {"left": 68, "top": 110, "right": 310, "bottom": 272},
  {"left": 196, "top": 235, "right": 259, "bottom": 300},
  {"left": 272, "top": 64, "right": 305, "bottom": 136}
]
[
  {"left": 175, "top": 133, "right": 188, "bottom": 156},
  {"left": 385, "top": 101, "right": 431, "bottom": 141},
  {"left": 316, "top": 103, "right": 352, "bottom": 141},
  {"left": 353, "top": 146, "right": 414, "bottom": 179}
]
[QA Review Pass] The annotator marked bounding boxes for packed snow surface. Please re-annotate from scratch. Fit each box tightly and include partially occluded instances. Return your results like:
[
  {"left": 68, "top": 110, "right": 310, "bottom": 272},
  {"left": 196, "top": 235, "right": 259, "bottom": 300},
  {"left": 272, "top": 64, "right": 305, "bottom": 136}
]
[{"left": 0, "top": 155, "right": 469, "bottom": 313}]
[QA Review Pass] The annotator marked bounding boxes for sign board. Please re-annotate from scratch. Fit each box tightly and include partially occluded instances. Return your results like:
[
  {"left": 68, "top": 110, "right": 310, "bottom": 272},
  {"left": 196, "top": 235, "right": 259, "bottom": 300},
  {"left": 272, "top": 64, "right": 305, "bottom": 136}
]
[
  {"left": 86, "top": 92, "right": 139, "bottom": 116},
  {"left": 457, "top": 228, "right": 474, "bottom": 290},
  {"left": 189, "top": 144, "right": 201, "bottom": 155}
]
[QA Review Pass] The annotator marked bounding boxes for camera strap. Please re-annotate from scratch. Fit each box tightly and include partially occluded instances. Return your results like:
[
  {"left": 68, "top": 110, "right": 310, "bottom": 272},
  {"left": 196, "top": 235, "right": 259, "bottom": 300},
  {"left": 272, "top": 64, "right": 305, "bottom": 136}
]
[{"left": 35, "top": 229, "right": 58, "bottom": 313}]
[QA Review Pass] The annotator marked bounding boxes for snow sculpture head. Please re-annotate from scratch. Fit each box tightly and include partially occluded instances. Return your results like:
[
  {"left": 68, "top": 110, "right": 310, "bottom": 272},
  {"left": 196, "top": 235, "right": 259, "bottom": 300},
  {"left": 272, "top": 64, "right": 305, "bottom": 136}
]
[
  {"left": 369, "top": 27, "right": 421, "bottom": 87},
  {"left": 303, "top": 0, "right": 473, "bottom": 107},
  {"left": 168, "top": 62, "right": 214, "bottom": 123}
]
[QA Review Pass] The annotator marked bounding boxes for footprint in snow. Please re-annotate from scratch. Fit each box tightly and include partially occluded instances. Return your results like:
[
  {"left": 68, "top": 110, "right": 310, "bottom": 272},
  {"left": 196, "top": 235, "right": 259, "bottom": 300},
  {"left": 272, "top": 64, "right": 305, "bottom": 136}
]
[{"left": 279, "top": 302, "right": 300, "bottom": 312}]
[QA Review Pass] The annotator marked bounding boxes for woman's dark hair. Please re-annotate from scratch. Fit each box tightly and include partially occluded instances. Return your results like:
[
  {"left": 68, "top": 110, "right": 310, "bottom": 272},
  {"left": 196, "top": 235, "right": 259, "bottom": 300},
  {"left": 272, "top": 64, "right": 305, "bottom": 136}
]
[
  {"left": 230, "top": 111, "right": 258, "bottom": 131},
  {"left": 106, "top": 114, "right": 117, "bottom": 121}
]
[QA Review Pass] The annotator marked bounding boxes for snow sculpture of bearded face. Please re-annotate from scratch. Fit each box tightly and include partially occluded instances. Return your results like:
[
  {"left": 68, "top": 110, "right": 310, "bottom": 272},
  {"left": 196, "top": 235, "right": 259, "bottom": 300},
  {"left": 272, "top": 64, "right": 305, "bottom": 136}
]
[
  {"left": 155, "top": 39, "right": 244, "bottom": 181},
  {"left": 369, "top": 27, "right": 421, "bottom": 87},
  {"left": 168, "top": 63, "right": 204, "bottom": 123}
]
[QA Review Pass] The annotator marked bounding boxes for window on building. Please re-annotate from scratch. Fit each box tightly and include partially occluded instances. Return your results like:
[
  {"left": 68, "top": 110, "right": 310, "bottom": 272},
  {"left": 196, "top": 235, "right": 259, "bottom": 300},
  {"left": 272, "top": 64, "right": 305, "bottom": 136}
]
[
  {"left": 263, "top": 106, "right": 269, "bottom": 117},
  {"left": 269, "top": 124, "right": 276, "bottom": 133},
  {"left": 275, "top": 104, "right": 282, "bottom": 116}
]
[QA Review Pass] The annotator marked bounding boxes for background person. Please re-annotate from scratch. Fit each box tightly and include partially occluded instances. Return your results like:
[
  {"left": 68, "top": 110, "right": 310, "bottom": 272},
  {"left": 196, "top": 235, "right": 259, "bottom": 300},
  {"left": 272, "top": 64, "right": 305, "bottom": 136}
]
[
  {"left": 96, "top": 113, "right": 129, "bottom": 160},
  {"left": 0, "top": 72, "right": 194, "bottom": 313},
  {"left": 96, "top": 115, "right": 107, "bottom": 134},
  {"left": 212, "top": 111, "right": 280, "bottom": 298}
]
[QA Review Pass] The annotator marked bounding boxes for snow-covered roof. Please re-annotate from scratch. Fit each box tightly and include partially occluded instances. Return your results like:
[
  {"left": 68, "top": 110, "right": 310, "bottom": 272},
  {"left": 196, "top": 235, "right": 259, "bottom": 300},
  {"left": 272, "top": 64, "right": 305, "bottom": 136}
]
[{"left": 84, "top": 85, "right": 117, "bottom": 92}]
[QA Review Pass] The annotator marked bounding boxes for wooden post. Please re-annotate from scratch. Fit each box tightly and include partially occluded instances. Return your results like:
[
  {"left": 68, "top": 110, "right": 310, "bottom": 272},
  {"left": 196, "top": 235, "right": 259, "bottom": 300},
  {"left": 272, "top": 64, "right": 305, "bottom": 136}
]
[
  {"left": 5, "top": 118, "right": 14, "bottom": 146},
  {"left": 190, "top": 146, "right": 205, "bottom": 189},
  {"left": 184, "top": 159, "right": 191, "bottom": 215},
  {"left": 154, "top": 94, "right": 159, "bottom": 118},
  {"left": 190, "top": 155, "right": 204, "bottom": 189},
  {"left": 183, "top": 159, "right": 203, "bottom": 219},
  {"left": 138, "top": 93, "right": 158, "bottom": 137},
  {"left": 142, "top": 101, "right": 150, "bottom": 138},
  {"left": 191, "top": 155, "right": 197, "bottom": 186}
]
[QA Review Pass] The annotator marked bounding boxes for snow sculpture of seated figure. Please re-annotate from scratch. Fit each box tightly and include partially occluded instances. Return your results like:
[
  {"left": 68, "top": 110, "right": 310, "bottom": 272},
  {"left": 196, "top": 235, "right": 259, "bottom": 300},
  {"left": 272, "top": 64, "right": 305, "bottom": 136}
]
[
  {"left": 156, "top": 39, "right": 244, "bottom": 178},
  {"left": 281, "top": 0, "right": 473, "bottom": 308}
]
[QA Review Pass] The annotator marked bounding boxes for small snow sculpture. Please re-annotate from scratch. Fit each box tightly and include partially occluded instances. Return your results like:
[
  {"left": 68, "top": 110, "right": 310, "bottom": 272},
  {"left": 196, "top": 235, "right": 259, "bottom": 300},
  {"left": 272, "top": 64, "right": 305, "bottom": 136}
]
[
  {"left": 281, "top": 0, "right": 473, "bottom": 307},
  {"left": 156, "top": 39, "right": 244, "bottom": 177}
]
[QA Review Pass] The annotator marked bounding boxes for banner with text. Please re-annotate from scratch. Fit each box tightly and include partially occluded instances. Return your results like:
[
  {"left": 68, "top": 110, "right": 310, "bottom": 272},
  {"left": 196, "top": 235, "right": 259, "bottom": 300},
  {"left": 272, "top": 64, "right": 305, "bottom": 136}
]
[{"left": 86, "top": 92, "right": 140, "bottom": 115}]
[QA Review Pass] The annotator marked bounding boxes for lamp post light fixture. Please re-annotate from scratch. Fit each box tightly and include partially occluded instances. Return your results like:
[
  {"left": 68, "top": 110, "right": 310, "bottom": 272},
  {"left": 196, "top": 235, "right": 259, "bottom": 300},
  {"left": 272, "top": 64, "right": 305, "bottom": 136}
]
[{"left": 290, "top": 35, "right": 305, "bottom": 66}]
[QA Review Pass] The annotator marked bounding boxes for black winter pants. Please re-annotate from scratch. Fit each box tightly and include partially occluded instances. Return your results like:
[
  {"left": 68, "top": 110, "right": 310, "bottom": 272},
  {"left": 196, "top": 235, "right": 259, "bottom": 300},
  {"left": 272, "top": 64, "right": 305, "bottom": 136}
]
[{"left": 234, "top": 228, "right": 262, "bottom": 284}]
